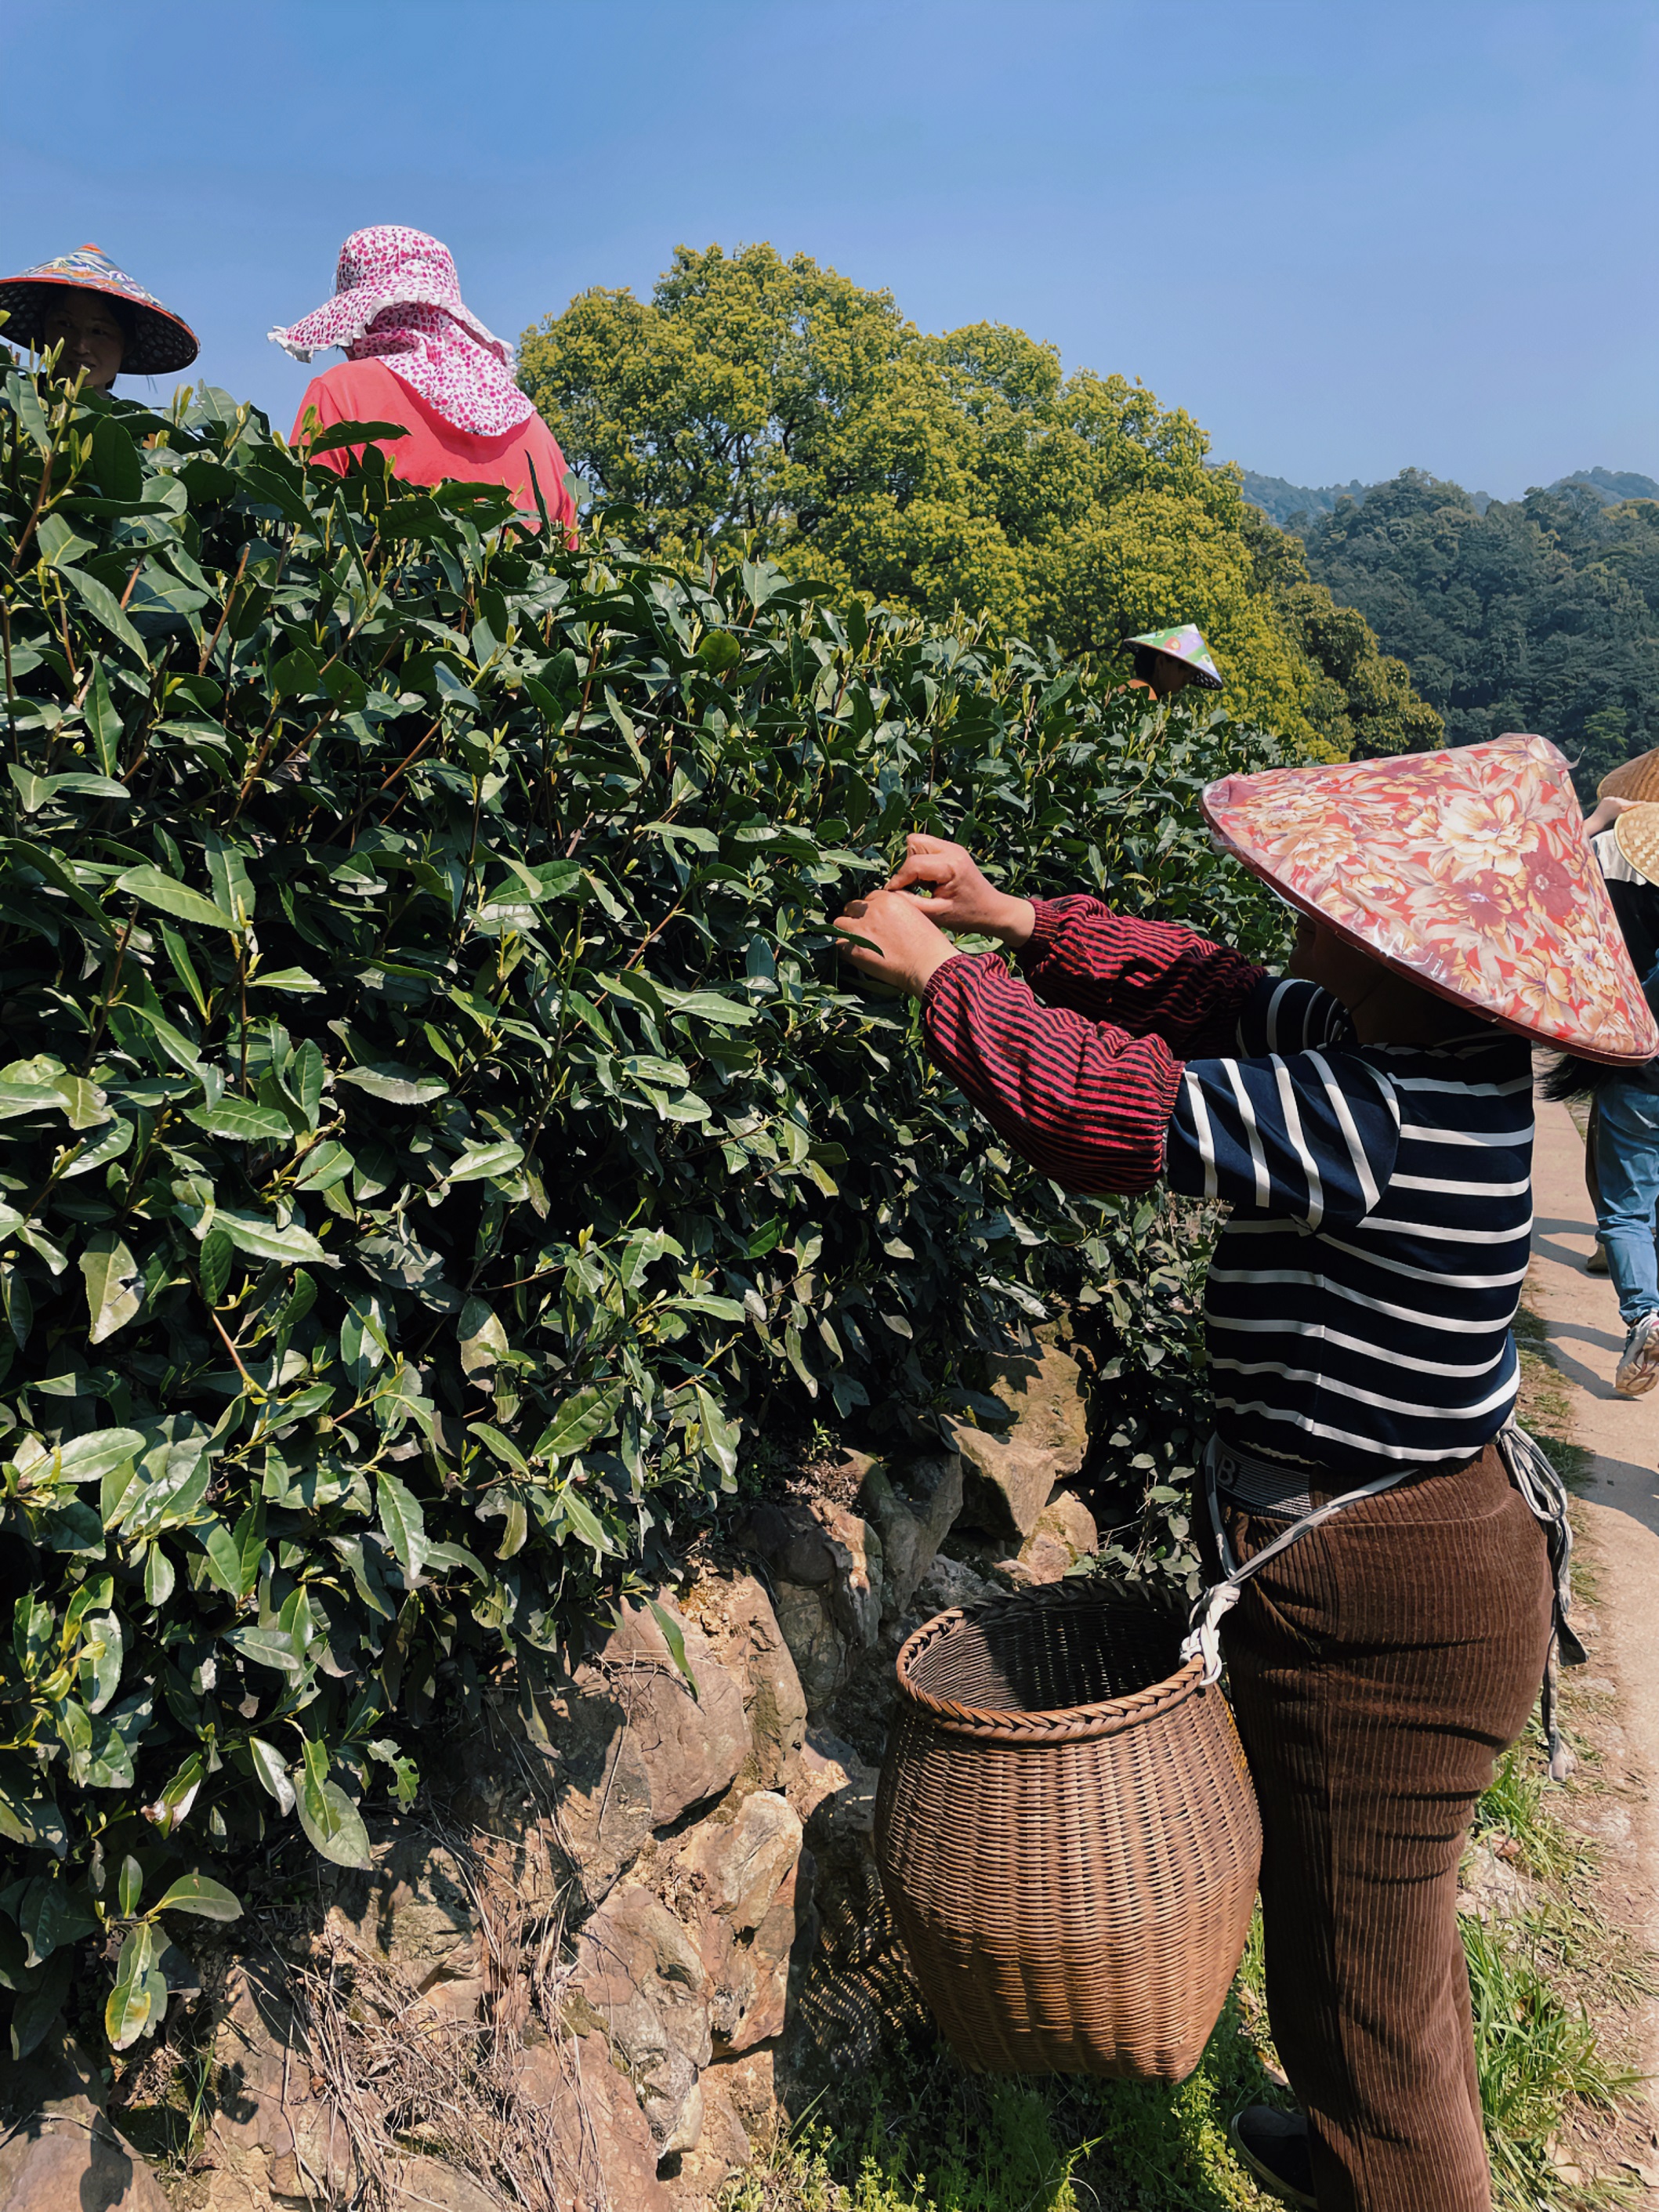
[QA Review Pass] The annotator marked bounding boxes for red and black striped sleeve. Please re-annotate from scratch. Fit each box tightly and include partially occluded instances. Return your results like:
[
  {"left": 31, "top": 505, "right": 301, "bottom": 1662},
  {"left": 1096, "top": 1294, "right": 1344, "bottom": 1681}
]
[
  {"left": 1016, "top": 896, "right": 1263, "bottom": 1055},
  {"left": 921, "top": 952, "right": 1183, "bottom": 1196}
]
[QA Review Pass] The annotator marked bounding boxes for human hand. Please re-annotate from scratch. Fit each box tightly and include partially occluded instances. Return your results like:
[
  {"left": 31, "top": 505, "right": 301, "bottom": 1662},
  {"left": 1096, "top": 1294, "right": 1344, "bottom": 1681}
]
[
  {"left": 883, "top": 835, "right": 1036, "bottom": 946},
  {"left": 834, "top": 889, "right": 961, "bottom": 997},
  {"left": 1584, "top": 795, "right": 1641, "bottom": 838}
]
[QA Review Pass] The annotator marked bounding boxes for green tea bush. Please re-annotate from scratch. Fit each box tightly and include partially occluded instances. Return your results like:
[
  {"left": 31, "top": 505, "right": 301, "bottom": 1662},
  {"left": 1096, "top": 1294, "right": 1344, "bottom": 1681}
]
[{"left": 0, "top": 370, "right": 1289, "bottom": 2055}]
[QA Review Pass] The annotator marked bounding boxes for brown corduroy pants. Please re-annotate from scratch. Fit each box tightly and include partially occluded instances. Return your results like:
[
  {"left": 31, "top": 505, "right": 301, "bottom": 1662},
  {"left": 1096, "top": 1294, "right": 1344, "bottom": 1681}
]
[{"left": 1211, "top": 1441, "right": 1553, "bottom": 2212}]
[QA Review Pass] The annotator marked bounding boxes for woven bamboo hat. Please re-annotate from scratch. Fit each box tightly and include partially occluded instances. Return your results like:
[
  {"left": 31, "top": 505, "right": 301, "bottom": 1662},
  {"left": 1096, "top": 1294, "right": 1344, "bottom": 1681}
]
[
  {"left": 1599, "top": 747, "right": 1659, "bottom": 803},
  {"left": 1613, "top": 802, "right": 1659, "bottom": 889},
  {"left": 0, "top": 243, "right": 197, "bottom": 377},
  {"left": 1125, "top": 624, "right": 1223, "bottom": 689},
  {"left": 1202, "top": 732, "right": 1659, "bottom": 1064}
]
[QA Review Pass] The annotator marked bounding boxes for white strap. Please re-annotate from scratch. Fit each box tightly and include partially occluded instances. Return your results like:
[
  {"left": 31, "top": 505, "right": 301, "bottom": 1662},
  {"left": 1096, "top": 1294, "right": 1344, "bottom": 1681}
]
[{"left": 1180, "top": 1441, "right": 1410, "bottom": 1685}]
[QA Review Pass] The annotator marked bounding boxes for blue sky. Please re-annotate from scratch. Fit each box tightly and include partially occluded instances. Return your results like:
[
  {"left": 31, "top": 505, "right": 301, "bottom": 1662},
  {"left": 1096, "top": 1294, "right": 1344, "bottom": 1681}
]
[{"left": 3, "top": 0, "right": 1654, "bottom": 499}]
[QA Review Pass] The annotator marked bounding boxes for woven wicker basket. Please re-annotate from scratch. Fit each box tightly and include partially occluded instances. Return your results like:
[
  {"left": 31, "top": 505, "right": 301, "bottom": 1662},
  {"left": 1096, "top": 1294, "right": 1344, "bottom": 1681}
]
[{"left": 875, "top": 1580, "right": 1261, "bottom": 2080}]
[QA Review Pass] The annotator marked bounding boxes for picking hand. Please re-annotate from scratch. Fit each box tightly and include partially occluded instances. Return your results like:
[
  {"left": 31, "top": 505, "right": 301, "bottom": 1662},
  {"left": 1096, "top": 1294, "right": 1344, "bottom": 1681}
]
[
  {"left": 883, "top": 835, "right": 1036, "bottom": 945},
  {"left": 834, "top": 889, "right": 960, "bottom": 998}
]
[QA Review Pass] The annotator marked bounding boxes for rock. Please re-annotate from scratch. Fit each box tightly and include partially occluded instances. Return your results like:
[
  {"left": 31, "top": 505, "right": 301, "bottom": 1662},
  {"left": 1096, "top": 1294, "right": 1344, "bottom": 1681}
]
[
  {"left": 914, "top": 1553, "right": 995, "bottom": 1616},
  {"left": 951, "top": 1341, "right": 1089, "bottom": 1540},
  {"left": 325, "top": 1827, "right": 481, "bottom": 1991},
  {"left": 515, "top": 2032, "right": 673, "bottom": 2212},
  {"left": 387, "top": 2153, "right": 500, "bottom": 2210},
  {"left": 664, "top": 2077, "right": 752, "bottom": 2205},
  {"left": 676, "top": 1791, "right": 804, "bottom": 1932},
  {"left": 571, "top": 1886, "right": 712, "bottom": 2152},
  {"left": 770, "top": 1582, "right": 848, "bottom": 1714},
  {"left": 795, "top": 1729, "right": 878, "bottom": 1870},
  {"left": 1457, "top": 1837, "right": 1531, "bottom": 1924},
  {"left": 595, "top": 1598, "right": 752, "bottom": 1828},
  {"left": 460, "top": 1673, "right": 654, "bottom": 1911},
  {"left": 707, "top": 2044, "right": 788, "bottom": 2138},
  {"left": 204, "top": 1958, "right": 355, "bottom": 2207},
  {"left": 857, "top": 1450, "right": 963, "bottom": 1621},
  {"left": 744, "top": 1501, "right": 882, "bottom": 1712},
  {"left": 465, "top": 1596, "right": 750, "bottom": 1906},
  {"left": 1012, "top": 1531, "right": 1072, "bottom": 1584},
  {"left": 672, "top": 1793, "right": 810, "bottom": 2052},
  {"left": 0, "top": 2036, "right": 168, "bottom": 2212},
  {"left": 682, "top": 1569, "right": 808, "bottom": 1790}
]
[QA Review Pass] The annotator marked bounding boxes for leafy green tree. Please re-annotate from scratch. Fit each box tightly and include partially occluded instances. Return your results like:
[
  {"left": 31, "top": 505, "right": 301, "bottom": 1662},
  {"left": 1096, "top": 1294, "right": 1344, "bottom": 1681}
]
[
  {"left": 1302, "top": 470, "right": 1659, "bottom": 788},
  {"left": 519, "top": 243, "right": 1438, "bottom": 758}
]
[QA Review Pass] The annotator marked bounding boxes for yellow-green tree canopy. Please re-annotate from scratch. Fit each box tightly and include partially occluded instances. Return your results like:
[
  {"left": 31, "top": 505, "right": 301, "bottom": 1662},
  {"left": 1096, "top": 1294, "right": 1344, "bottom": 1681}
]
[{"left": 519, "top": 242, "right": 1441, "bottom": 758}]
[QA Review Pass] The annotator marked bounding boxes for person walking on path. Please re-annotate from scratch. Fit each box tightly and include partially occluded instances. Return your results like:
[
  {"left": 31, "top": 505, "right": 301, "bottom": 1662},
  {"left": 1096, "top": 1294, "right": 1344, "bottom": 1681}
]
[
  {"left": 0, "top": 241, "right": 197, "bottom": 394},
  {"left": 1552, "top": 789, "right": 1659, "bottom": 1394},
  {"left": 835, "top": 735, "right": 1655, "bottom": 2212},
  {"left": 270, "top": 226, "right": 577, "bottom": 533}
]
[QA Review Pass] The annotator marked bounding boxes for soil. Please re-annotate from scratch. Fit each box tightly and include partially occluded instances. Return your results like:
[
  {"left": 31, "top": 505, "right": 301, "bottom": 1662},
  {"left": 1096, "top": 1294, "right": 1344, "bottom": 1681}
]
[{"left": 1518, "top": 1095, "right": 1659, "bottom": 2185}]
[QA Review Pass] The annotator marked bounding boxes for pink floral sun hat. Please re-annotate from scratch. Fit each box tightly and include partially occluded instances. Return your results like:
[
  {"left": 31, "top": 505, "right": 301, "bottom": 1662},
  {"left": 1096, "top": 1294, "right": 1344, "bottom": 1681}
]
[
  {"left": 1202, "top": 733, "right": 1659, "bottom": 1065},
  {"left": 268, "top": 225, "right": 534, "bottom": 440}
]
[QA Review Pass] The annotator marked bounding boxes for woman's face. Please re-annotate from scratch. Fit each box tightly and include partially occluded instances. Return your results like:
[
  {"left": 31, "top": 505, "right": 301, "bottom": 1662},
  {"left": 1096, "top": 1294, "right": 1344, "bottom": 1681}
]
[
  {"left": 1150, "top": 651, "right": 1197, "bottom": 699},
  {"left": 40, "top": 289, "right": 125, "bottom": 390}
]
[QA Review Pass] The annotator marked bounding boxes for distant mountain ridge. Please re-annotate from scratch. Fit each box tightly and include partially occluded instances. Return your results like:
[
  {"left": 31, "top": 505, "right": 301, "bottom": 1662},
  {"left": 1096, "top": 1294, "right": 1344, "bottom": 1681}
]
[{"left": 1230, "top": 463, "right": 1659, "bottom": 534}]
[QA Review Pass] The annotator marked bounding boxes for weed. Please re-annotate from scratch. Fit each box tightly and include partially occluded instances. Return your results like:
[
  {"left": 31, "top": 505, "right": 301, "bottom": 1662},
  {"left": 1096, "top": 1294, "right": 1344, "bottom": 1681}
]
[
  {"left": 1476, "top": 1750, "right": 1596, "bottom": 1888},
  {"left": 1465, "top": 1913, "right": 1640, "bottom": 2210}
]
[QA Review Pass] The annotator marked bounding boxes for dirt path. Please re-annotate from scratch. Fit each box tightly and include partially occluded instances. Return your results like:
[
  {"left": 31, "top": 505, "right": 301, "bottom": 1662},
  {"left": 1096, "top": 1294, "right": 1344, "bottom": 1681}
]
[{"left": 1527, "top": 1097, "right": 1659, "bottom": 2107}]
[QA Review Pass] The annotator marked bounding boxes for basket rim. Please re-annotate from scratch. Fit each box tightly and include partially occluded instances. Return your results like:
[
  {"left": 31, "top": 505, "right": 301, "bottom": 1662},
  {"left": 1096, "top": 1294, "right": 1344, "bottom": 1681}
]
[{"left": 893, "top": 1580, "right": 1207, "bottom": 1743}]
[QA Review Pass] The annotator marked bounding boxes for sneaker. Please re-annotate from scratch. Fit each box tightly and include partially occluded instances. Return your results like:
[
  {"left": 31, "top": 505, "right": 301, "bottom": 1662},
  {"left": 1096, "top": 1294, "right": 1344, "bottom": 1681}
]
[
  {"left": 1586, "top": 1241, "right": 1610, "bottom": 1276},
  {"left": 1615, "top": 1311, "right": 1659, "bottom": 1397},
  {"left": 1229, "top": 2106, "right": 1317, "bottom": 2208}
]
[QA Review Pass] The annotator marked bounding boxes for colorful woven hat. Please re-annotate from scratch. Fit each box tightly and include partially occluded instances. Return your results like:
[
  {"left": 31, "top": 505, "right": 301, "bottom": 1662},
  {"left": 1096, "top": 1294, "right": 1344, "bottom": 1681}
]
[
  {"left": 1598, "top": 746, "right": 1659, "bottom": 803},
  {"left": 1202, "top": 732, "right": 1659, "bottom": 1065},
  {"left": 1613, "top": 802, "right": 1659, "bottom": 889},
  {"left": 0, "top": 244, "right": 197, "bottom": 378},
  {"left": 1125, "top": 624, "right": 1223, "bottom": 689}
]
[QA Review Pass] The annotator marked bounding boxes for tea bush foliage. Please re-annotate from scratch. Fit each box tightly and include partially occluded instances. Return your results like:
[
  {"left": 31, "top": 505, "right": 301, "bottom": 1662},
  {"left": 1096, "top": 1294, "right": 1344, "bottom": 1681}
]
[{"left": 0, "top": 370, "right": 1287, "bottom": 2054}]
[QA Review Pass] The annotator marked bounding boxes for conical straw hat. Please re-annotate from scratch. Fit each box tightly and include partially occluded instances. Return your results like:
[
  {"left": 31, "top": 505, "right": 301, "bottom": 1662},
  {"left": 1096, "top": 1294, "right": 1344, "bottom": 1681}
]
[
  {"left": 0, "top": 243, "right": 197, "bottom": 376},
  {"left": 1598, "top": 747, "right": 1659, "bottom": 802},
  {"left": 1202, "top": 733, "right": 1658, "bottom": 1065},
  {"left": 1613, "top": 802, "right": 1659, "bottom": 889},
  {"left": 1125, "top": 624, "right": 1223, "bottom": 689}
]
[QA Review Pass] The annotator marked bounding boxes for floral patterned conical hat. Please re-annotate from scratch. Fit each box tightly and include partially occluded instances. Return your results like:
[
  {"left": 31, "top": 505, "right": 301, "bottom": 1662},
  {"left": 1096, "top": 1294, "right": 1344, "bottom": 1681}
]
[
  {"left": 1202, "top": 733, "right": 1658, "bottom": 1064},
  {"left": 1125, "top": 624, "right": 1223, "bottom": 689}
]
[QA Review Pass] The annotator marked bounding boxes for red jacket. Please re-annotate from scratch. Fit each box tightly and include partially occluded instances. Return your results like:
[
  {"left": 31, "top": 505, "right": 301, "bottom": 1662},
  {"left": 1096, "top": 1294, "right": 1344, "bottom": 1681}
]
[{"left": 289, "top": 357, "right": 578, "bottom": 538}]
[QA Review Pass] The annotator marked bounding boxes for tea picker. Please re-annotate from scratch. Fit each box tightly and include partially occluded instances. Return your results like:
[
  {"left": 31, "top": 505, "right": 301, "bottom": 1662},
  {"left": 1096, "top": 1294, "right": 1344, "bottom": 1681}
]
[{"left": 835, "top": 734, "right": 1654, "bottom": 2212}]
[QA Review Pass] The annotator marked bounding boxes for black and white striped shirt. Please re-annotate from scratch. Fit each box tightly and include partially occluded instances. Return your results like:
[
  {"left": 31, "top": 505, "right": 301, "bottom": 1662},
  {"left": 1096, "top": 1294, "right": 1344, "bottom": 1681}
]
[{"left": 1166, "top": 978, "right": 1533, "bottom": 1471}]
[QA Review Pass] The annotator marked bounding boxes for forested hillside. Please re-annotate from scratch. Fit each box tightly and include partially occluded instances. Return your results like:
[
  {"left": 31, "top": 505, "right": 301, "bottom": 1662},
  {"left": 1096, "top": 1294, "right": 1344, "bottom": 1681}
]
[
  {"left": 520, "top": 244, "right": 1441, "bottom": 758},
  {"left": 1299, "top": 469, "right": 1659, "bottom": 791}
]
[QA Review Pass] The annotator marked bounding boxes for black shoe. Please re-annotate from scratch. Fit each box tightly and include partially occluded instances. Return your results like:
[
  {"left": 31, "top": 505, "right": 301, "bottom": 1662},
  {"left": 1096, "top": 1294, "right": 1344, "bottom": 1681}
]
[{"left": 1229, "top": 2105, "right": 1317, "bottom": 2208}]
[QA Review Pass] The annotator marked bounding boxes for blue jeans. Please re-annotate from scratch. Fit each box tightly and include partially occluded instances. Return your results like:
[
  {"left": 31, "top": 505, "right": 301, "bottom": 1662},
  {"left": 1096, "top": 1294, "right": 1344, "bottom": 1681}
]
[{"left": 1593, "top": 1081, "right": 1659, "bottom": 1323}]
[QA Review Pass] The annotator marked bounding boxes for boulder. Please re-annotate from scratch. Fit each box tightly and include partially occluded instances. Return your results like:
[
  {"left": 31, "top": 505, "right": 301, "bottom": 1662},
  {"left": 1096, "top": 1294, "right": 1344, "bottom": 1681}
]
[
  {"left": 743, "top": 1501, "right": 882, "bottom": 1712},
  {"left": 681, "top": 1569, "right": 808, "bottom": 1790},
  {"left": 856, "top": 1450, "right": 963, "bottom": 1621},
  {"left": 571, "top": 1886, "right": 712, "bottom": 2153},
  {"left": 203, "top": 1959, "right": 355, "bottom": 2208},
  {"left": 951, "top": 1341, "right": 1088, "bottom": 1540},
  {"left": 672, "top": 1792, "right": 810, "bottom": 2053},
  {"left": 514, "top": 2032, "right": 673, "bottom": 2212},
  {"left": 0, "top": 2037, "right": 168, "bottom": 2212}
]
